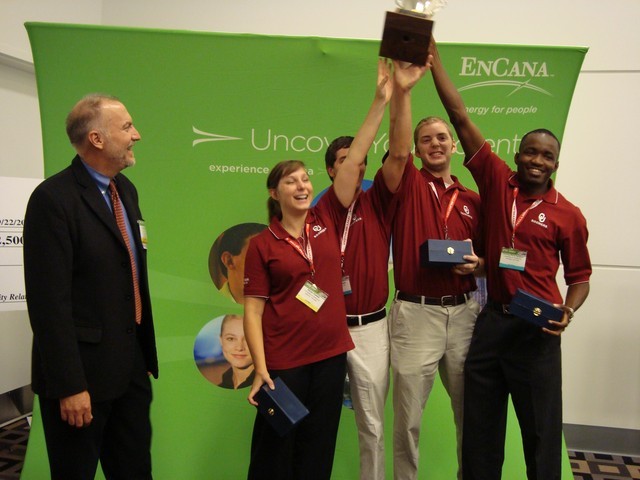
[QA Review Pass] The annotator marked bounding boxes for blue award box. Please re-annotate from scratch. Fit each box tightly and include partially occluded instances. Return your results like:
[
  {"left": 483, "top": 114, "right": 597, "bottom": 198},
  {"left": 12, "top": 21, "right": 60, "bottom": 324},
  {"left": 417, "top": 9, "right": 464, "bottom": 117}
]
[
  {"left": 508, "top": 288, "right": 564, "bottom": 328},
  {"left": 420, "top": 239, "right": 472, "bottom": 267},
  {"left": 255, "top": 377, "right": 309, "bottom": 437}
]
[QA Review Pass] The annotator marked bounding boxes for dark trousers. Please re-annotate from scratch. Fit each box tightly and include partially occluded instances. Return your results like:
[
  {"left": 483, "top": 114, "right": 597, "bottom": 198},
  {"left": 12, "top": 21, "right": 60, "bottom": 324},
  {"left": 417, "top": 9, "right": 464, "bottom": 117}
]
[
  {"left": 462, "top": 305, "right": 562, "bottom": 480},
  {"left": 39, "top": 342, "right": 153, "bottom": 480},
  {"left": 247, "top": 353, "right": 347, "bottom": 480}
]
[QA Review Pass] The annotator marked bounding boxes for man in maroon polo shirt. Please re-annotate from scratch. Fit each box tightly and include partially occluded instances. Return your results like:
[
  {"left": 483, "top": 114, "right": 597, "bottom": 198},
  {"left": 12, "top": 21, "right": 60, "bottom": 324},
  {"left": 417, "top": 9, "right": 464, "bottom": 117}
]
[
  {"left": 385, "top": 74, "right": 484, "bottom": 480},
  {"left": 429, "top": 41, "right": 591, "bottom": 480},
  {"left": 318, "top": 59, "right": 428, "bottom": 480}
]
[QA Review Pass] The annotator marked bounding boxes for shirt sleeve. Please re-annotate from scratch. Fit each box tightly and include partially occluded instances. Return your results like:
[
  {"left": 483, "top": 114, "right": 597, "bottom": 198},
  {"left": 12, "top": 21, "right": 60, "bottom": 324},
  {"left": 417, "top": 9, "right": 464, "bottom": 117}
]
[
  {"left": 559, "top": 207, "right": 592, "bottom": 285},
  {"left": 465, "top": 142, "right": 512, "bottom": 197},
  {"left": 368, "top": 166, "right": 407, "bottom": 226}
]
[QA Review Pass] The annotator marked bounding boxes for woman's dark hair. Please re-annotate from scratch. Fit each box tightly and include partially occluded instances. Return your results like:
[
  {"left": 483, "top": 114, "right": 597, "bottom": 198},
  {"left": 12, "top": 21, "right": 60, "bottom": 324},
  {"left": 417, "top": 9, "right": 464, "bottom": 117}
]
[{"left": 266, "top": 160, "right": 307, "bottom": 221}]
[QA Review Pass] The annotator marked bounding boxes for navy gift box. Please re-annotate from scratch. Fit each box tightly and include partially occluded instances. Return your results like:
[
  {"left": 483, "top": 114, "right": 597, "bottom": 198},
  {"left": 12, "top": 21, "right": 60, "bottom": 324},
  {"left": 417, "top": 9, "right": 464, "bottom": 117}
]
[
  {"left": 509, "top": 288, "right": 564, "bottom": 328},
  {"left": 420, "top": 239, "right": 472, "bottom": 267},
  {"left": 255, "top": 377, "right": 309, "bottom": 437}
]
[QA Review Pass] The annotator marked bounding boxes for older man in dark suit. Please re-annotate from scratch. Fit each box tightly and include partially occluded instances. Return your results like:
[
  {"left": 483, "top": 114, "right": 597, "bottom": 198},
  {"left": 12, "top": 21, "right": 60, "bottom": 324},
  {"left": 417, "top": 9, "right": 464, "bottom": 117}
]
[{"left": 23, "top": 94, "right": 158, "bottom": 480}]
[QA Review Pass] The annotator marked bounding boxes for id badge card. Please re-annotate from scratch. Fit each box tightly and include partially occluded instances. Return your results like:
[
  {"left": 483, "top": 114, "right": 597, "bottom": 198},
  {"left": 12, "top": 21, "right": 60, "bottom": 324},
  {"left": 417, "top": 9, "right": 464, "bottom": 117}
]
[
  {"left": 137, "top": 220, "right": 148, "bottom": 250},
  {"left": 296, "top": 280, "right": 328, "bottom": 312},
  {"left": 342, "top": 275, "right": 352, "bottom": 295},
  {"left": 499, "top": 247, "right": 527, "bottom": 271}
]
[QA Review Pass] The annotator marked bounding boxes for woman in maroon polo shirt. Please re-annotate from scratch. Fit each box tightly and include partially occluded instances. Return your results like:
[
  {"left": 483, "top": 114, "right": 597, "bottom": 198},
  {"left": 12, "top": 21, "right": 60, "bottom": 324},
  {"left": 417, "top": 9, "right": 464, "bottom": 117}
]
[{"left": 243, "top": 160, "right": 357, "bottom": 480}]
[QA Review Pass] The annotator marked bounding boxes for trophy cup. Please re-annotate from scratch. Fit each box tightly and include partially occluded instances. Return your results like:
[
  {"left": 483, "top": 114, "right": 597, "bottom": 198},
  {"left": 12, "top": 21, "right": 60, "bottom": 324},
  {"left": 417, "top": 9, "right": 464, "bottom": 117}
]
[{"left": 380, "top": 0, "right": 447, "bottom": 64}]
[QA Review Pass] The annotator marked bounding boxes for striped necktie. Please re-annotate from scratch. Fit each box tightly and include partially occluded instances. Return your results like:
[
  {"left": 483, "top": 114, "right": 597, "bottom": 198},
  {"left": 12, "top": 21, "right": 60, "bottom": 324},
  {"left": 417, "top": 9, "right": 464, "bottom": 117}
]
[{"left": 109, "top": 180, "right": 142, "bottom": 324}]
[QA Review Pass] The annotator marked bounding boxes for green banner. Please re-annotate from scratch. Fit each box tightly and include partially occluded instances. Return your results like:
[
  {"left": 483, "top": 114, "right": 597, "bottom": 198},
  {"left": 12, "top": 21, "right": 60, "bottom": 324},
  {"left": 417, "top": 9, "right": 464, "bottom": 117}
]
[{"left": 24, "top": 22, "right": 585, "bottom": 479}]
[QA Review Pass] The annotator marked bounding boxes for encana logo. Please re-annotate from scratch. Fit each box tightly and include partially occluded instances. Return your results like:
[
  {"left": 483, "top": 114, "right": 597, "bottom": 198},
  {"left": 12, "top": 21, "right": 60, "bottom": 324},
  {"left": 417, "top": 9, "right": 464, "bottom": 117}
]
[
  {"left": 458, "top": 57, "right": 552, "bottom": 97},
  {"left": 192, "top": 126, "right": 242, "bottom": 147}
]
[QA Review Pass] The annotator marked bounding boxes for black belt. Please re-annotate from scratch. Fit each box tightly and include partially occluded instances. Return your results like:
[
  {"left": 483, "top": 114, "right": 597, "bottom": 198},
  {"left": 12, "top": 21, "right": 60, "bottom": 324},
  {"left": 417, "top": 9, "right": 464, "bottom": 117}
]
[
  {"left": 347, "top": 308, "right": 386, "bottom": 327},
  {"left": 487, "top": 300, "right": 513, "bottom": 315},
  {"left": 396, "top": 291, "right": 470, "bottom": 307}
]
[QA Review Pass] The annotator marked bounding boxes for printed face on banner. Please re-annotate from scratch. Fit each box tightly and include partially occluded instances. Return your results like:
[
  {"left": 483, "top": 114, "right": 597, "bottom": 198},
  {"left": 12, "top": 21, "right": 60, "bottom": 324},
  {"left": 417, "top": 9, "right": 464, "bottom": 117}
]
[
  {"left": 208, "top": 223, "right": 267, "bottom": 305},
  {"left": 219, "top": 314, "right": 252, "bottom": 369},
  {"left": 194, "top": 314, "right": 255, "bottom": 390}
]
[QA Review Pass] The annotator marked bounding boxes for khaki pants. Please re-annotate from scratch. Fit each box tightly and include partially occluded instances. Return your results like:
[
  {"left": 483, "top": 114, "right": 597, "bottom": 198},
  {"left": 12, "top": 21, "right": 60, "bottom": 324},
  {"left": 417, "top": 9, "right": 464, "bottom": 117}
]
[{"left": 390, "top": 296, "right": 480, "bottom": 480}]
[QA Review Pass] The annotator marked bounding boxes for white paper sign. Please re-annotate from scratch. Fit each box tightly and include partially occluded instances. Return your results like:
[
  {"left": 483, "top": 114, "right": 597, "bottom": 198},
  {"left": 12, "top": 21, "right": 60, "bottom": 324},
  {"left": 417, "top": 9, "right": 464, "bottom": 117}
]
[{"left": 0, "top": 176, "right": 42, "bottom": 312}]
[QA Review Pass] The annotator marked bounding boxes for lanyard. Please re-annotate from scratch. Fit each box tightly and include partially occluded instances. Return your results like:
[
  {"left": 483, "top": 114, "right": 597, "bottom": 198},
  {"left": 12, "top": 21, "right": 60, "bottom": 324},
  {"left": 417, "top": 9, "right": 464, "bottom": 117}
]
[
  {"left": 430, "top": 183, "right": 459, "bottom": 240},
  {"left": 284, "top": 223, "right": 315, "bottom": 278},
  {"left": 339, "top": 202, "right": 356, "bottom": 272},
  {"left": 510, "top": 187, "right": 542, "bottom": 248}
]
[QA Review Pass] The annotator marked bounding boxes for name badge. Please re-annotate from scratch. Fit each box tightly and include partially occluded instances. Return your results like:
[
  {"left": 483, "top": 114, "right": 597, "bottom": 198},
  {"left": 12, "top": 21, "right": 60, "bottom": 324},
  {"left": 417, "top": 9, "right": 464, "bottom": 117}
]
[
  {"left": 342, "top": 275, "right": 352, "bottom": 295},
  {"left": 138, "top": 220, "right": 148, "bottom": 250},
  {"left": 296, "top": 280, "right": 328, "bottom": 312},
  {"left": 499, "top": 247, "right": 527, "bottom": 271}
]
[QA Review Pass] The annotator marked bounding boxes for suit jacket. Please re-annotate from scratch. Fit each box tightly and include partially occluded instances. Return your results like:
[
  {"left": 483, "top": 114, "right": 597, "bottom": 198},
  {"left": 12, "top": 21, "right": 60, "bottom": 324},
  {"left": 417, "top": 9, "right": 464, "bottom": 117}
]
[{"left": 23, "top": 155, "right": 158, "bottom": 402}]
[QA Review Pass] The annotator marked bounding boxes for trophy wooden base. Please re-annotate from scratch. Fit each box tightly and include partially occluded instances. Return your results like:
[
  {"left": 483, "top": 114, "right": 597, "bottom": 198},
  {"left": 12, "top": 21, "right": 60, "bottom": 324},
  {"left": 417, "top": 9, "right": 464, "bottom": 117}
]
[{"left": 379, "top": 10, "right": 433, "bottom": 64}]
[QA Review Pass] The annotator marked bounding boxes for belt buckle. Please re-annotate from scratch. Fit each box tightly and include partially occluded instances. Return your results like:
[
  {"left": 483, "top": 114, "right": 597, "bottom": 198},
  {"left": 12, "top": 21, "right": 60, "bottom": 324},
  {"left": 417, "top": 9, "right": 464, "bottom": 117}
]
[
  {"left": 440, "top": 295, "right": 455, "bottom": 307},
  {"left": 501, "top": 304, "right": 511, "bottom": 314}
]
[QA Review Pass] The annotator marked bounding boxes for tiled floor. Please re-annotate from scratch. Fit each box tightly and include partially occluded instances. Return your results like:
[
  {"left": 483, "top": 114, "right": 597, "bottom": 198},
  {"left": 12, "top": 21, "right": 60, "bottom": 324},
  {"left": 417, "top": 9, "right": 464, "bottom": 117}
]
[
  {"left": 0, "top": 417, "right": 29, "bottom": 480},
  {"left": 568, "top": 450, "right": 640, "bottom": 480},
  {"left": 0, "top": 416, "right": 638, "bottom": 479}
]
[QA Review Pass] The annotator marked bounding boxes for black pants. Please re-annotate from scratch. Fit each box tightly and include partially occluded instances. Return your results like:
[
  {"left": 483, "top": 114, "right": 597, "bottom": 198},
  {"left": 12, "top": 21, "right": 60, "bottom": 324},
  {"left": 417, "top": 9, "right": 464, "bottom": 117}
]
[
  {"left": 462, "top": 305, "right": 562, "bottom": 480},
  {"left": 248, "top": 353, "right": 347, "bottom": 480},
  {"left": 39, "top": 342, "right": 153, "bottom": 480}
]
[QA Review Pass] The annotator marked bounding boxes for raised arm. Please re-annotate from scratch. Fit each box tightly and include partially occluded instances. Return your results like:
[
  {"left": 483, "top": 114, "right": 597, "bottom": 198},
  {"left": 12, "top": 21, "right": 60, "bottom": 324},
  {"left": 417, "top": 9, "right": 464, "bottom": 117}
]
[
  {"left": 430, "top": 40, "right": 485, "bottom": 157},
  {"left": 382, "top": 59, "right": 428, "bottom": 192},
  {"left": 333, "top": 59, "right": 393, "bottom": 207}
]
